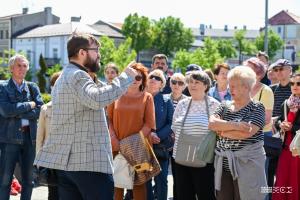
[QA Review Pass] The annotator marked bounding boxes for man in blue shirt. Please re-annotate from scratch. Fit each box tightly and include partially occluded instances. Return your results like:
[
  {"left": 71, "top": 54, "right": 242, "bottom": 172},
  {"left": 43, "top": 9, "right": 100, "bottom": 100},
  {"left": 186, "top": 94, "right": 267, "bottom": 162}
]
[{"left": 0, "top": 54, "right": 43, "bottom": 200}]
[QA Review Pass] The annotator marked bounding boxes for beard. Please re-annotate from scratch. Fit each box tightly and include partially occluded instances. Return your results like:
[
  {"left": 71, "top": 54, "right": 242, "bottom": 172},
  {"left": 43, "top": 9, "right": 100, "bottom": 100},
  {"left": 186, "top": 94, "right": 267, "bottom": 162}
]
[{"left": 84, "top": 54, "right": 100, "bottom": 73}]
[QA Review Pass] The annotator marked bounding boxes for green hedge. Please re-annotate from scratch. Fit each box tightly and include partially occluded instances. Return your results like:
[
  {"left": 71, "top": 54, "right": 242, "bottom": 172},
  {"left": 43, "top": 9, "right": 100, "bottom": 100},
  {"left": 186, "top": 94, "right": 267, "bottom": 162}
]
[{"left": 41, "top": 93, "right": 51, "bottom": 104}]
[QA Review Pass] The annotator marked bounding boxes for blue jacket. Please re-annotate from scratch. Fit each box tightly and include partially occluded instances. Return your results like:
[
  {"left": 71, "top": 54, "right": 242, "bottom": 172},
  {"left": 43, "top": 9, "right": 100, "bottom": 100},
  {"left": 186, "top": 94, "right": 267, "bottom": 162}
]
[
  {"left": 0, "top": 79, "right": 43, "bottom": 145},
  {"left": 208, "top": 83, "right": 231, "bottom": 102},
  {"left": 153, "top": 92, "right": 174, "bottom": 149}
]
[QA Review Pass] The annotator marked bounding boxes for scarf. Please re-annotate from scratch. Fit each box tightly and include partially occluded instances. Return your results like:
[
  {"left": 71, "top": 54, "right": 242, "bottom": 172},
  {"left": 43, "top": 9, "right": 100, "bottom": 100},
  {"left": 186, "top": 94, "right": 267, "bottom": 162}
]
[{"left": 287, "top": 94, "right": 300, "bottom": 113}]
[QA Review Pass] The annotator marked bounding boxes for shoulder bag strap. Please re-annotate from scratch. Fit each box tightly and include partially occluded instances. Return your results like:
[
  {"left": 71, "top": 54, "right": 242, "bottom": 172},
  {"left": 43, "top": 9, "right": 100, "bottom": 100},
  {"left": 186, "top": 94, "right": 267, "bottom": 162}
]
[
  {"left": 178, "top": 98, "right": 193, "bottom": 136},
  {"left": 26, "top": 81, "right": 34, "bottom": 100},
  {"left": 205, "top": 95, "right": 210, "bottom": 120},
  {"left": 258, "top": 85, "right": 264, "bottom": 101},
  {"left": 284, "top": 99, "right": 288, "bottom": 121}
]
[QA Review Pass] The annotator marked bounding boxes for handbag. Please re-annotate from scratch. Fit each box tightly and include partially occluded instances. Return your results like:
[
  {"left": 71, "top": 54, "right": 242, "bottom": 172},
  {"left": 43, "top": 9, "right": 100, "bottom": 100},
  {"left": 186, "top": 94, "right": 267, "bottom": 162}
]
[
  {"left": 264, "top": 100, "right": 287, "bottom": 157},
  {"left": 33, "top": 166, "right": 57, "bottom": 186},
  {"left": 175, "top": 96, "right": 216, "bottom": 167},
  {"left": 153, "top": 143, "right": 169, "bottom": 160},
  {"left": 290, "top": 129, "right": 300, "bottom": 157},
  {"left": 113, "top": 153, "right": 135, "bottom": 189},
  {"left": 119, "top": 132, "right": 161, "bottom": 185}
]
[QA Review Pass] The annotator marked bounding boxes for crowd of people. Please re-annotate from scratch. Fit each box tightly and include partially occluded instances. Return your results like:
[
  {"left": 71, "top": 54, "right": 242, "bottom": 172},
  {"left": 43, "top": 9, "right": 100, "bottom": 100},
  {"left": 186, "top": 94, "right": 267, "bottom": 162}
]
[{"left": 0, "top": 32, "right": 299, "bottom": 200}]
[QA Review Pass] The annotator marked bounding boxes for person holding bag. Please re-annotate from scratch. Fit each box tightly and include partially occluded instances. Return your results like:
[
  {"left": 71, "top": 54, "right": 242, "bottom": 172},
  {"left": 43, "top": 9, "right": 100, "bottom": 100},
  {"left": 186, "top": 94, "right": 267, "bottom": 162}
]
[
  {"left": 107, "top": 63, "right": 155, "bottom": 200},
  {"left": 272, "top": 73, "right": 300, "bottom": 200},
  {"left": 172, "top": 70, "right": 219, "bottom": 200},
  {"left": 209, "top": 66, "right": 267, "bottom": 200}
]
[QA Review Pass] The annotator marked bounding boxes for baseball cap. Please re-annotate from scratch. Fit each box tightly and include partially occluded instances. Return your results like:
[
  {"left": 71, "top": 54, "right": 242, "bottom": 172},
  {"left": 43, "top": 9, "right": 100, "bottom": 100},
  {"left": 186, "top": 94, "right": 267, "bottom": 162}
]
[
  {"left": 269, "top": 59, "right": 292, "bottom": 70},
  {"left": 186, "top": 64, "right": 202, "bottom": 73}
]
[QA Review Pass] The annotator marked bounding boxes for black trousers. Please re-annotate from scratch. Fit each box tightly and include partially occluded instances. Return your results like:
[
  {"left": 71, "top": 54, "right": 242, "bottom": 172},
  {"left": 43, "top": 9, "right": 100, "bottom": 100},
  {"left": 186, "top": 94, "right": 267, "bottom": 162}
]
[{"left": 174, "top": 162, "right": 215, "bottom": 200}]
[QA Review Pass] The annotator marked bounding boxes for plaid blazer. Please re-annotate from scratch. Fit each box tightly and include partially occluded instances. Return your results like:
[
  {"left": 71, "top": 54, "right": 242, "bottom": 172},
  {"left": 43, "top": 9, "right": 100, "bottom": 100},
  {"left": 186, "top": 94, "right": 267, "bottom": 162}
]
[{"left": 34, "top": 63, "right": 133, "bottom": 174}]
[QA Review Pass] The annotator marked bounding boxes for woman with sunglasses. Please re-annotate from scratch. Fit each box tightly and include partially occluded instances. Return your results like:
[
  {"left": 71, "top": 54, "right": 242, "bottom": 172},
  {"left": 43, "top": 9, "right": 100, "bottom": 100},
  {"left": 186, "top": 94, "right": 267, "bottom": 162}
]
[
  {"left": 165, "top": 72, "right": 187, "bottom": 200},
  {"left": 272, "top": 73, "right": 300, "bottom": 200},
  {"left": 146, "top": 69, "right": 174, "bottom": 200},
  {"left": 107, "top": 63, "right": 155, "bottom": 200}
]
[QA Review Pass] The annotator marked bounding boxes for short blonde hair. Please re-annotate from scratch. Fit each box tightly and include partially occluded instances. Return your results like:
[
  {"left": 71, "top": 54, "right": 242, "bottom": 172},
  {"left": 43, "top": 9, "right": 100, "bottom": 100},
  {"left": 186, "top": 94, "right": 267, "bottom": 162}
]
[
  {"left": 8, "top": 54, "right": 29, "bottom": 71},
  {"left": 228, "top": 66, "right": 256, "bottom": 89},
  {"left": 148, "top": 69, "right": 166, "bottom": 91},
  {"left": 171, "top": 73, "right": 186, "bottom": 85}
]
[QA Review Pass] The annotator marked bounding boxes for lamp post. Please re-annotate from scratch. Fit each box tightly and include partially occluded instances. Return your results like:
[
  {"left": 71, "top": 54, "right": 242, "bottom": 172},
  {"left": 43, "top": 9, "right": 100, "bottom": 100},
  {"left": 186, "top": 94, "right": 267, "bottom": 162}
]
[{"left": 264, "top": 0, "right": 268, "bottom": 53}]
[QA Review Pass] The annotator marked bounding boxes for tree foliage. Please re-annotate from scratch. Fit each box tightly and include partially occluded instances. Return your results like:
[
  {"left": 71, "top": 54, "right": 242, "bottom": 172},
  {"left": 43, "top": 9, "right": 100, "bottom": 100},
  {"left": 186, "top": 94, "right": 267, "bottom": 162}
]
[
  {"left": 255, "top": 29, "right": 284, "bottom": 59},
  {"left": 98, "top": 36, "right": 136, "bottom": 77},
  {"left": 122, "top": 13, "right": 153, "bottom": 59},
  {"left": 37, "top": 54, "right": 47, "bottom": 93},
  {"left": 47, "top": 64, "right": 63, "bottom": 77},
  {"left": 234, "top": 30, "right": 257, "bottom": 63},
  {"left": 216, "top": 39, "right": 237, "bottom": 59},
  {"left": 152, "top": 16, "right": 194, "bottom": 57},
  {"left": 172, "top": 38, "right": 223, "bottom": 74}
]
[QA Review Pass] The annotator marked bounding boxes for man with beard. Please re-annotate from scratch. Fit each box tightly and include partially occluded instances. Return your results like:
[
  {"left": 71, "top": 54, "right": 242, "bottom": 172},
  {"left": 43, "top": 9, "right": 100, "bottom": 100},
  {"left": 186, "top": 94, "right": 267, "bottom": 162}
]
[{"left": 34, "top": 33, "right": 138, "bottom": 200}]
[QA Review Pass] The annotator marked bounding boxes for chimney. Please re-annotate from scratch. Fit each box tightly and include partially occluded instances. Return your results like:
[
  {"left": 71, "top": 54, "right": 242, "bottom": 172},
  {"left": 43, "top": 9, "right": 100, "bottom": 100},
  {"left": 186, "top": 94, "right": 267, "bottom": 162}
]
[
  {"left": 243, "top": 25, "right": 247, "bottom": 30},
  {"left": 22, "top": 8, "right": 28, "bottom": 14},
  {"left": 199, "top": 24, "right": 205, "bottom": 35},
  {"left": 224, "top": 25, "right": 228, "bottom": 32},
  {"left": 71, "top": 16, "right": 81, "bottom": 22},
  {"left": 44, "top": 7, "right": 53, "bottom": 25}
]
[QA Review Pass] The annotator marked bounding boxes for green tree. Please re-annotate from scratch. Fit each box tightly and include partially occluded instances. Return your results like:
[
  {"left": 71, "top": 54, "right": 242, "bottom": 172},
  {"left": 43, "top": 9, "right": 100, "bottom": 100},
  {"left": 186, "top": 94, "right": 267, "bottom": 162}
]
[
  {"left": 255, "top": 30, "right": 284, "bottom": 60},
  {"left": 152, "top": 16, "right": 194, "bottom": 57},
  {"left": 98, "top": 36, "right": 136, "bottom": 76},
  {"left": 47, "top": 64, "right": 63, "bottom": 77},
  {"left": 0, "top": 67, "right": 10, "bottom": 80},
  {"left": 216, "top": 39, "right": 237, "bottom": 59},
  {"left": 172, "top": 49, "right": 193, "bottom": 73},
  {"left": 37, "top": 54, "right": 47, "bottom": 93},
  {"left": 234, "top": 30, "right": 257, "bottom": 64},
  {"left": 112, "top": 38, "right": 137, "bottom": 71},
  {"left": 122, "top": 13, "right": 153, "bottom": 61},
  {"left": 172, "top": 38, "right": 223, "bottom": 73}
]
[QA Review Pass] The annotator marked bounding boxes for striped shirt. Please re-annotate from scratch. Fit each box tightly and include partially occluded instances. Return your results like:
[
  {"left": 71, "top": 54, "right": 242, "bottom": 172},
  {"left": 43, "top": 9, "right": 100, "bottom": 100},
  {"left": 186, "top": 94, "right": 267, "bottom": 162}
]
[
  {"left": 271, "top": 83, "right": 291, "bottom": 117},
  {"left": 172, "top": 96, "right": 220, "bottom": 158},
  {"left": 214, "top": 101, "right": 265, "bottom": 171}
]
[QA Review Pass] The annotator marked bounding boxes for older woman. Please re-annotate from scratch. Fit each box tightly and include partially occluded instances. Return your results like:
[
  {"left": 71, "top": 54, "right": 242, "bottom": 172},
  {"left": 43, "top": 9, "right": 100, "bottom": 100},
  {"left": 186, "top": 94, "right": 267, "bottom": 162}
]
[
  {"left": 107, "top": 63, "right": 155, "bottom": 200},
  {"left": 208, "top": 63, "right": 231, "bottom": 102},
  {"left": 164, "top": 72, "right": 187, "bottom": 200},
  {"left": 172, "top": 71, "right": 219, "bottom": 200},
  {"left": 146, "top": 69, "right": 174, "bottom": 200},
  {"left": 272, "top": 73, "right": 300, "bottom": 200},
  {"left": 209, "top": 66, "right": 267, "bottom": 200}
]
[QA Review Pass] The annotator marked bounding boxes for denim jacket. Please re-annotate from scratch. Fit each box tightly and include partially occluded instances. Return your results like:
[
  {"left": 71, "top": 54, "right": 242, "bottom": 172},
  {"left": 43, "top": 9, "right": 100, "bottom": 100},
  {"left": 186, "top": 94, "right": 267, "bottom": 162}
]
[
  {"left": 208, "top": 83, "right": 231, "bottom": 102},
  {"left": 153, "top": 92, "right": 174, "bottom": 149},
  {"left": 0, "top": 79, "right": 43, "bottom": 145}
]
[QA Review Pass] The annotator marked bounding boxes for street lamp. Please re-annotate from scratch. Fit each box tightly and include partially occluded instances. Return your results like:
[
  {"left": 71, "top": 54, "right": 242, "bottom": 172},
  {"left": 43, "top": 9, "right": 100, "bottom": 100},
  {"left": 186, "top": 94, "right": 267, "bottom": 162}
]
[{"left": 264, "top": 0, "right": 268, "bottom": 53}]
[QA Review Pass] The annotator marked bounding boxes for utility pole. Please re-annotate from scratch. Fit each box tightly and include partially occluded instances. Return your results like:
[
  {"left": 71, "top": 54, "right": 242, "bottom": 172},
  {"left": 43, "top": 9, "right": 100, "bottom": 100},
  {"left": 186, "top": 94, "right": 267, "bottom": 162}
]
[{"left": 264, "top": 0, "right": 268, "bottom": 54}]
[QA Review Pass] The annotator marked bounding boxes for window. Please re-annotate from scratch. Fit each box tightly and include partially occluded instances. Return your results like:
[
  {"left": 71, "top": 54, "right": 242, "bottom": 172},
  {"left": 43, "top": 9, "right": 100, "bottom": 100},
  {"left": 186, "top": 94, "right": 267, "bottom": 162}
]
[
  {"left": 277, "top": 27, "right": 281, "bottom": 34},
  {"left": 53, "top": 48, "right": 58, "bottom": 59},
  {"left": 5, "top": 30, "right": 9, "bottom": 39},
  {"left": 0, "top": 30, "right": 3, "bottom": 39},
  {"left": 26, "top": 50, "right": 31, "bottom": 62}
]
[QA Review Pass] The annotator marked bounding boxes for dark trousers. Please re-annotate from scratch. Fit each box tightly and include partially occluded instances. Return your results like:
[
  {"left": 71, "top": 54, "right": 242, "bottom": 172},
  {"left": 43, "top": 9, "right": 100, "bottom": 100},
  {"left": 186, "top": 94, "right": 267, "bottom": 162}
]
[
  {"left": 216, "top": 170, "right": 240, "bottom": 200},
  {"left": 48, "top": 185, "right": 59, "bottom": 200},
  {"left": 0, "top": 132, "right": 35, "bottom": 200},
  {"left": 174, "top": 162, "right": 215, "bottom": 200},
  {"left": 170, "top": 155, "right": 177, "bottom": 200},
  {"left": 56, "top": 170, "right": 114, "bottom": 200}
]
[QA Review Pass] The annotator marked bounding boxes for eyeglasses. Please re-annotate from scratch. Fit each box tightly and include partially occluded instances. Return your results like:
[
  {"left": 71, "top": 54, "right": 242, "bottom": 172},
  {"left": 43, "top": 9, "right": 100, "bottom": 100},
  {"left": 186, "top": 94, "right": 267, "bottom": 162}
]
[
  {"left": 273, "top": 67, "right": 284, "bottom": 72},
  {"left": 171, "top": 80, "right": 184, "bottom": 86},
  {"left": 83, "top": 47, "right": 99, "bottom": 52},
  {"left": 290, "top": 81, "right": 300, "bottom": 86},
  {"left": 149, "top": 75, "right": 162, "bottom": 82},
  {"left": 135, "top": 75, "right": 143, "bottom": 81}
]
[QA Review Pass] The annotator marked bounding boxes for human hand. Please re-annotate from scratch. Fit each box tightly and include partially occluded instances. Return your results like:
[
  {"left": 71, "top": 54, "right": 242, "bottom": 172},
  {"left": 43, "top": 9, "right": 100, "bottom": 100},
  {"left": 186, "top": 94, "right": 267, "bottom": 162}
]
[
  {"left": 234, "top": 121, "right": 251, "bottom": 132},
  {"left": 151, "top": 132, "right": 160, "bottom": 144},
  {"left": 124, "top": 61, "right": 138, "bottom": 78},
  {"left": 111, "top": 136, "right": 120, "bottom": 152},
  {"left": 280, "top": 121, "right": 292, "bottom": 132},
  {"left": 28, "top": 101, "right": 36, "bottom": 109},
  {"left": 171, "top": 132, "right": 175, "bottom": 142}
]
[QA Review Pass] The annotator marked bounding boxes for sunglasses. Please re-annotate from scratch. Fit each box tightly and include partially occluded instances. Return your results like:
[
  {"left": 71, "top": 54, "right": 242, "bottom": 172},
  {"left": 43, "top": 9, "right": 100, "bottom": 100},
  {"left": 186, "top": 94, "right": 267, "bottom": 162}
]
[
  {"left": 290, "top": 81, "right": 300, "bottom": 86},
  {"left": 149, "top": 75, "right": 162, "bottom": 82},
  {"left": 135, "top": 75, "right": 143, "bottom": 81},
  {"left": 273, "top": 67, "right": 284, "bottom": 72},
  {"left": 171, "top": 80, "right": 184, "bottom": 86}
]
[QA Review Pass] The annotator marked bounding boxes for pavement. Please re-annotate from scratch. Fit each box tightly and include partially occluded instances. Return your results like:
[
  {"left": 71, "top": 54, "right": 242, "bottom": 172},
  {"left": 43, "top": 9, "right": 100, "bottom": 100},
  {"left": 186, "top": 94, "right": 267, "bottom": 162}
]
[{"left": 10, "top": 173, "right": 174, "bottom": 200}]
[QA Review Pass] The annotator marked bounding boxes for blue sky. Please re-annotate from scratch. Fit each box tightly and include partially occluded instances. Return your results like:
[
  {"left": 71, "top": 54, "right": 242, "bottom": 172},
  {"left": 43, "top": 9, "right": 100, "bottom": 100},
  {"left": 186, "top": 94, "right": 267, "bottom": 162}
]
[{"left": 1, "top": 0, "right": 300, "bottom": 29}]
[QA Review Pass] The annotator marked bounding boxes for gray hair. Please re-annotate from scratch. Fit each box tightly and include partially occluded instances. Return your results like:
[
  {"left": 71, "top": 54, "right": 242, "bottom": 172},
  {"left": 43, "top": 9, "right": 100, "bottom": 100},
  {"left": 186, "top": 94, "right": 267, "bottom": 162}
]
[
  {"left": 171, "top": 73, "right": 186, "bottom": 85},
  {"left": 8, "top": 54, "right": 29, "bottom": 71},
  {"left": 227, "top": 66, "right": 256, "bottom": 89},
  {"left": 185, "top": 70, "right": 211, "bottom": 93}
]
